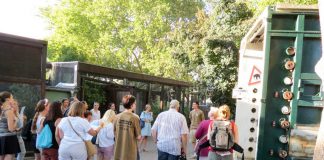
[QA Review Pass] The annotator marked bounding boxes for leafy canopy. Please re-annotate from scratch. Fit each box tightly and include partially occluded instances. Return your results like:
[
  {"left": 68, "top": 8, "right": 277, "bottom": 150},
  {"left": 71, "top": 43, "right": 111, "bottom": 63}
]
[
  {"left": 42, "top": 0, "right": 203, "bottom": 80},
  {"left": 42, "top": 0, "right": 318, "bottom": 108}
]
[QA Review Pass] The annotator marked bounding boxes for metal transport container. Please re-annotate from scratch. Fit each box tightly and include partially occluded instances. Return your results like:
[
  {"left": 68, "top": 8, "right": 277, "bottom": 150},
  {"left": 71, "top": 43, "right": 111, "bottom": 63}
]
[{"left": 233, "top": 5, "right": 322, "bottom": 160}]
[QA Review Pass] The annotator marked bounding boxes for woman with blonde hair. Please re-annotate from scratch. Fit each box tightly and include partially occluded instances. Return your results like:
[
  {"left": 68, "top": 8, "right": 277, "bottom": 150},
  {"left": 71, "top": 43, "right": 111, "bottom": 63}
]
[
  {"left": 56, "top": 102, "right": 102, "bottom": 160},
  {"left": 139, "top": 104, "right": 153, "bottom": 152},
  {"left": 11, "top": 99, "right": 26, "bottom": 160},
  {"left": 96, "top": 109, "right": 116, "bottom": 160},
  {"left": 207, "top": 105, "right": 238, "bottom": 160}
]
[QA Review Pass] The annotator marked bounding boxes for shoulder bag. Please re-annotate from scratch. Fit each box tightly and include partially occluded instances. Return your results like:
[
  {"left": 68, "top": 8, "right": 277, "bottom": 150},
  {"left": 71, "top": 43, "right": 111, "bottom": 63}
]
[
  {"left": 36, "top": 124, "right": 53, "bottom": 149},
  {"left": 67, "top": 118, "right": 96, "bottom": 158},
  {"left": 194, "top": 133, "right": 208, "bottom": 153},
  {"left": 140, "top": 112, "right": 145, "bottom": 129}
]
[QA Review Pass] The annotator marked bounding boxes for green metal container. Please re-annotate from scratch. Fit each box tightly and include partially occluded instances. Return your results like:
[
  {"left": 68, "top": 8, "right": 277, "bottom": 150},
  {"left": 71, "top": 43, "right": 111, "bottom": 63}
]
[{"left": 234, "top": 5, "right": 322, "bottom": 160}]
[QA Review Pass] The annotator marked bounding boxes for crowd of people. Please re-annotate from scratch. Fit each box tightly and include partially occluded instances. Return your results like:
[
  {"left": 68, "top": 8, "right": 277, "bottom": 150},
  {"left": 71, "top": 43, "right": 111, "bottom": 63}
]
[{"left": 0, "top": 91, "right": 240, "bottom": 160}]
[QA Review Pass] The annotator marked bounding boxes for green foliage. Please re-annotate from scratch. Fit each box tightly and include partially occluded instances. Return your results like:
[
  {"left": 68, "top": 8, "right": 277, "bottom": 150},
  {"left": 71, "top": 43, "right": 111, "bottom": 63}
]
[
  {"left": 150, "top": 98, "right": 161, "bottom": 122},
  {"left": 183, "top": 105, "right": 191, "bottom": 125},
  {"left": 42, "top": 0, "right": 203, "bottom": 79},
  {"left": 42, "top": 0, "right": 318, "bottom": 116},
  {"left": 83, "top": 81, "right": 107, "bottom": 107},
  {"left": 166, "top": 0, "right": 252, "bottom": 109},
  {"left": 9, "top": 84, "right": 41, "bottom": 119}
]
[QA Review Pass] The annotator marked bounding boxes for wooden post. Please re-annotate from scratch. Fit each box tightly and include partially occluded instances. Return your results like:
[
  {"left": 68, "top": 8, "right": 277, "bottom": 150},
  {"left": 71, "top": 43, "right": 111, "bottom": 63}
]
[
  {"left": 160, "top": 85, "right": 164, "bottom": 111},
  {"left": 147, "top": 83, "right": 151, "bottom": 104},
  {"left": 313, "top": 1, "right": 324, "bottom": 159}
]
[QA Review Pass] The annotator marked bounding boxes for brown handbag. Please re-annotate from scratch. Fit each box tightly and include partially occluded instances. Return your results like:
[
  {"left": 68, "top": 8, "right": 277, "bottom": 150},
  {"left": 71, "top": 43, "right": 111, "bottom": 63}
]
[{"left": 67, "top": 118, "right": 96, "bottom": 158}]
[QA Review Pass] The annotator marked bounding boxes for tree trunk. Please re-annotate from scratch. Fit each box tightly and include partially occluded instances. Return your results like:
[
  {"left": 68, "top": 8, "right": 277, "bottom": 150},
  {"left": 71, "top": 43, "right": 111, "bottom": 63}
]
[{"left": 313, "top": 1, "right": 324, "bottom": 160}]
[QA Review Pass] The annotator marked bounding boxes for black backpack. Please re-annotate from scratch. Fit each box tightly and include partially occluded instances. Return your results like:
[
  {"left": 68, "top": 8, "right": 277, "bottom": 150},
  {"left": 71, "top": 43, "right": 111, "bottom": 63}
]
[
  {"left": 22, "top": 119, "right": 33, "bottom": 142},
  {"left": 63, "top": 107, "right": 70, "bottom": 117}
]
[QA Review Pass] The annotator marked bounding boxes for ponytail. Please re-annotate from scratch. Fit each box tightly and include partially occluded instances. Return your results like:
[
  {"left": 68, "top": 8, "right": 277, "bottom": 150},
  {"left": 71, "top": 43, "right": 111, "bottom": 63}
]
[
  {"left": 31, "top": 99, "right": 48, "bottom": 132},
  {"left": 31, "top": 112, "right": 39, "bottom": 132},
  {"left": 218, "top": 105, "right": 231, "bottom": 120}
]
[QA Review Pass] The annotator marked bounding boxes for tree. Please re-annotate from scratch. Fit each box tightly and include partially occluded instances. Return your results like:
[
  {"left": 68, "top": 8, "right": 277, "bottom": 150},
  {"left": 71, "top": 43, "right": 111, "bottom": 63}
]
[
  {"left": 165, "top": 0, "right": 253, "bottom": 110},
  {"left": 42, "top": 0, "right": 203, "bottom": 79}
]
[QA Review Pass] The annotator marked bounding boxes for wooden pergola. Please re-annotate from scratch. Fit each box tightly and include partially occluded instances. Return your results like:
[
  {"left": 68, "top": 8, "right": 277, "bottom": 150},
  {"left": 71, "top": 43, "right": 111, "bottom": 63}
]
[{"left": 47, "top": 61, "right": 192, "bottom": 113}]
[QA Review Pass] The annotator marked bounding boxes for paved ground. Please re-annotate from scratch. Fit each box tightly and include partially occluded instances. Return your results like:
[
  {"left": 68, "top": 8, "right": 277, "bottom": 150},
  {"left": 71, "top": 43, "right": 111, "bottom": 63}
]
[
  {"left": 140, "top": 137, "right": 195, "bottom": 160},
  {"left": 24, "top": 137, "right": 196, "bottom": 160}
]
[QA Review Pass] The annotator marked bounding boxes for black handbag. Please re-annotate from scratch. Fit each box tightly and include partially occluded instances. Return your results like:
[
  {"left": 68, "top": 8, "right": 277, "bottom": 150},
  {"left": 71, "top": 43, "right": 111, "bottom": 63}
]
[
  {"left": 179, "top": 148, "right": 187, "bottom": 160},
  {"left": 178, "top": 154, "right": 186, "bottom": 160},
  {"left": 140, "top": 119, "right": 145, "bottom": 129},
  {"left": 91, "top": 135, "right": 97, "bottom": 145},
  {"left": 233, "top": 143, "right": 244, "bottom": 160}
]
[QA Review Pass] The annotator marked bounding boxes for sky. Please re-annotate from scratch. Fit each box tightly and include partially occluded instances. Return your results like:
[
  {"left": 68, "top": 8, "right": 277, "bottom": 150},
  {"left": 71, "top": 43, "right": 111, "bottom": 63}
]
[
  {"left": 0, "top": 0, "right": 212, "bottom": 40},
  {"left": 0, "top": 0, "right": 54, "bottom": 40}
]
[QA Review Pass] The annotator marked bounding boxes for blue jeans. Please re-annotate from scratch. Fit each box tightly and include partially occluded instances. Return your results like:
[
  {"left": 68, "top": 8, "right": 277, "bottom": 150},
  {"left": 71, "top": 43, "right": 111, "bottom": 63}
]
[{"left": 158, "top": 149, "right": 180, "bottom": 160}]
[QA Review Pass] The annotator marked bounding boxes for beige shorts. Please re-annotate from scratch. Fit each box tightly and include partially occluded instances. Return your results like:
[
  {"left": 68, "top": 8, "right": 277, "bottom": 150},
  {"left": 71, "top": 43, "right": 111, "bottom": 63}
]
[{"left": 189, "top": 129, "right": 197, "bottom": 143}]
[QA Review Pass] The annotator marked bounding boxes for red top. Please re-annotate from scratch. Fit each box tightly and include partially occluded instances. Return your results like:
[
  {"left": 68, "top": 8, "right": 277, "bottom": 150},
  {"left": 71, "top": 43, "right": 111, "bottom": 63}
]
[{"left": 195, "top": 120, "right": 212, "bottom": 157}]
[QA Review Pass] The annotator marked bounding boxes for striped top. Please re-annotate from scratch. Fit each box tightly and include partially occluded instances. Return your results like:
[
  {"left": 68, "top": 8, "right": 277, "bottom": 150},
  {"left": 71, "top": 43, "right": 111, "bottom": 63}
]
[
  {"left": 151, "top": 108, "right": 189, "bottom": 156},
  {"left": 0, "top": 109, "right": 16, "bottom": 136}
]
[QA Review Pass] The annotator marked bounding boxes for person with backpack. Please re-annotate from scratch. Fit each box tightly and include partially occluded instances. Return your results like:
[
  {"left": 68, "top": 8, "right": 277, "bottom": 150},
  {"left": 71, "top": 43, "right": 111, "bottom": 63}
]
[
  {"left": 207, "top": 105, "right": 239, "bottom": 160},
  {"left": 61, "top": 98, "right": 69, "bottom": 115},
  {"left": 42, "top": 101, "right": 63, "bottom": 160},
  {"left": 63, "top": 96, "right": 79, "bottom": 117},
  {"left": 31, "top": 99, "right": 50, "bottom": 160},
  {"left": 195, "top": 107, "right": 218, "bottom": 160}
]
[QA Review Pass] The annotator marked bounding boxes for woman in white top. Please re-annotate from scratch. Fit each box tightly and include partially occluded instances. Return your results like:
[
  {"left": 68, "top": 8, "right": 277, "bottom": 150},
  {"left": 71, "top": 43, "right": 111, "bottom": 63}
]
[
  {"left": 90, "top": 102, "right": 100, "bottom": 121},
  {"left": 56, "top": 101, "right": 102, "bottom": 160},
  {"left": 96, "top": 109, "right": 116, "bottom": 160}
]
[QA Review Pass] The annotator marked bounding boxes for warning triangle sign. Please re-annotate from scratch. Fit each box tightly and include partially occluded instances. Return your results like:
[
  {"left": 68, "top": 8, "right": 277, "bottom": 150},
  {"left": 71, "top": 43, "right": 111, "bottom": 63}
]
[{"left": 248, "top": 65, "right": 262, "bottom": 85}]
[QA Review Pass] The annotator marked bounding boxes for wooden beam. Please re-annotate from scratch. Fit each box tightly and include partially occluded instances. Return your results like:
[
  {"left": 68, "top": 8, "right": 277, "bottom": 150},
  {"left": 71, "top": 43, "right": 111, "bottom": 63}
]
[
  {"left": 276, "top": 4, "right": 318, "bottom": 12},
  {"left": 249, "top": 24, "right": 265, "bottom": 43},
  {"left": 77, "top": 62, "right": 192, "bottom": 87},
  {"left": 40, "top": 41, "right": 47, "bottom": 99},
  {"left": 0, "top": 32, "right": 47, "bottom": 48},
  {"left": 0, "top": 76, "right": 42, "bottom": 85}
]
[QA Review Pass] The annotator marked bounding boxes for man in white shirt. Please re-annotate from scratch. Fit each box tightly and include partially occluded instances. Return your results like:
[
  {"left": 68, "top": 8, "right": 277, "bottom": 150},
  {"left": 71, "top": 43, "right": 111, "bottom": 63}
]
[{"left": 152, "top": 100, "right": 189, "bottom": 160}]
